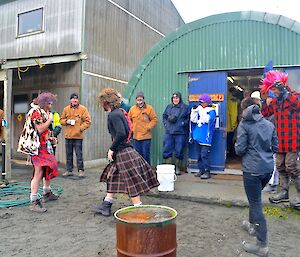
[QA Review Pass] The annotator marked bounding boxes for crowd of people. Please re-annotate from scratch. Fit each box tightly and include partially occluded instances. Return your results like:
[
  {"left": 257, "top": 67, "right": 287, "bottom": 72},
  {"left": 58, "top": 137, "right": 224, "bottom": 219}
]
[{"left": 10, "top": 69, "right": 299, "bottom": 257}]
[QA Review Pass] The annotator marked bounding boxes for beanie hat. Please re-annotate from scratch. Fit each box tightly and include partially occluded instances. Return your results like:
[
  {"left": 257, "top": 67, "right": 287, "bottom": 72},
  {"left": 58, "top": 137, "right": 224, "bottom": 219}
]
[
  {"left": 136, "top": 91, "right": 145, "bottom": 99},
  {"left": 198, "top": 94, "right": 212, "bottom": 105},
  {"left": 70, "top": 93, "right": 79, "bottom": 99}
]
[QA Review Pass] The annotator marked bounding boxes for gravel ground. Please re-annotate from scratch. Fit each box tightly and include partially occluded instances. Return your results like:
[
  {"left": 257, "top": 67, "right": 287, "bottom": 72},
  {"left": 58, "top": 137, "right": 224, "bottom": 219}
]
[{"left": 0, "top": 166, "right": 299, "bottom": 257}]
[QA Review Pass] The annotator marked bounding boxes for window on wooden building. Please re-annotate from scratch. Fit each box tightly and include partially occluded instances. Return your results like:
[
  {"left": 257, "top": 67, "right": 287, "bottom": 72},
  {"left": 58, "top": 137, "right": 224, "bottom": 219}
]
[{"left": 17, "top": 8, "right": 44, "bottom": 37}]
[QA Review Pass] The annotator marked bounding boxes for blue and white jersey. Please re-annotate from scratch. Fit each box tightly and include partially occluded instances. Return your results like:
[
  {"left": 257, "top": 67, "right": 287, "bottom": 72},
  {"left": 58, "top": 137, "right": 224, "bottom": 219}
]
[{"left": 190, "top": 105, "right": 216, "bottom": 146}]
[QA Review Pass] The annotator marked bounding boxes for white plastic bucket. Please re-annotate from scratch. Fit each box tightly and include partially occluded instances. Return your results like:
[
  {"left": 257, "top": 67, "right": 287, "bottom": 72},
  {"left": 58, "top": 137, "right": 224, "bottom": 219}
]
[{"left": 156, "top": 164, "right": 177, "bottom": 192}]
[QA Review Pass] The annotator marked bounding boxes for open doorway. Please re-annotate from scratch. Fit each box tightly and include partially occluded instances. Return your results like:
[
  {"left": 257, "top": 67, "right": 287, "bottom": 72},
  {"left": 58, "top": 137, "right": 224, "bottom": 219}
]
[{"left": 225, "top": 68, "right": 264, "bottom": 170}]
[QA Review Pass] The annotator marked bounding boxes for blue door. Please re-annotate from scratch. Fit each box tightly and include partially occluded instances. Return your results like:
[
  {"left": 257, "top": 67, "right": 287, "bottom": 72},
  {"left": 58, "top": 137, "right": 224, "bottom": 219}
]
[{"left": 188, "top": 71, "right": 227, "bottom": 171}]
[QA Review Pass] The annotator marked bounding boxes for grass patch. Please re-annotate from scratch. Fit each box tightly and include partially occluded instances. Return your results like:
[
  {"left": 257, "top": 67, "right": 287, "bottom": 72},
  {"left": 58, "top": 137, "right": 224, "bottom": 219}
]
[
  {"left": 223, "top": 202, "right": 233, "bottom": 208},
  {"left": 263, "top": 206, "right": 300, "bottom": 220}
]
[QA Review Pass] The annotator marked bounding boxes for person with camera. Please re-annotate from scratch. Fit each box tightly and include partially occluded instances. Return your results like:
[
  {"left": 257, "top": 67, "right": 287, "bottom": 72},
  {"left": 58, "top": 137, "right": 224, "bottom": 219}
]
[
  {"left": 260, "top": 70, "right": 300, "bottom": 210},
  {"left": 162, "top": 92, "right": 189, "bottom": 175}
]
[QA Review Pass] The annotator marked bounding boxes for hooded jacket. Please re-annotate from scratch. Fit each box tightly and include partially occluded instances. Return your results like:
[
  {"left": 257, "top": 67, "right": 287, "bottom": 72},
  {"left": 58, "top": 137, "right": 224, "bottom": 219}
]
[
  {"left": 162, "top": 92, "right": 190, "bottom": 135},
  {"left": 190, "top": 104, "right": 216, "bottom": 146},
  {"left": 235, "top": 105, "right": 278, "bottom": 174}
]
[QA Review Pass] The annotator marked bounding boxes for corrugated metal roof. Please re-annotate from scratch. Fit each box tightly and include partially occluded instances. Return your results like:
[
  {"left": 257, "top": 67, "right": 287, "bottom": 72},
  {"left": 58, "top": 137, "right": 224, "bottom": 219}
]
[{"left": 124, "top": 11, "right": 300, "bottom": 165}]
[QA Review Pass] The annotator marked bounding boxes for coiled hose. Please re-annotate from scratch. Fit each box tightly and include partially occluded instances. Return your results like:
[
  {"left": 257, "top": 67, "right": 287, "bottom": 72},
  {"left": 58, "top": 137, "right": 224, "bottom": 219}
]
[{"left": 0, "top": 182, "right": 63, "bottom": 208}]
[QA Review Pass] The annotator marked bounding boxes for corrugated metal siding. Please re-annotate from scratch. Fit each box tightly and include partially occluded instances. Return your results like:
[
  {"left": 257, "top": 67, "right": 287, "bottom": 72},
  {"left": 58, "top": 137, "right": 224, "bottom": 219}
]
[
  {"left": 81, "top": 0, "right": 184, "bottom": 161},
  {"left": 124, "top": 11, "right": 300, "bottom": 165},
  {"left": 12, "top": 62, "right": 81, "bottom": 164},
  {"left": 0, "top": 0, "right": 83, "bottom": 59}
]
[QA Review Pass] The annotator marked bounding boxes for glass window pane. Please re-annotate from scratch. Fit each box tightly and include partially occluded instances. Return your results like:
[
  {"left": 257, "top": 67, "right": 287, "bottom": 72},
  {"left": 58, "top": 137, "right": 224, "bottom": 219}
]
[
  {"left": 18, "top": 8, "right": 43, "bottom": 36},
  {"left": 14, "top": 94, "right": 29, "bottom": 113}
]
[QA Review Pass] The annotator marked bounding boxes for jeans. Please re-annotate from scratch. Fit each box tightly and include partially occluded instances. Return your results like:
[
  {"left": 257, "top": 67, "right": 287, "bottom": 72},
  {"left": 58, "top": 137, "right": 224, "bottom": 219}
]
[
  {"left": 197, "top": 144, "right": 211, "bottom": 172},
  {"left": 243, "top": 172, "right": 272, "bottom": 244},
  {"left": 163, "top": 134, "right": 187, "bottom": 160},
  {"left": 65, "top": 139, "right": 84, "bottom": 172},
  {"left": 133, "top": 139, "right": 151, "bottom": 164}
]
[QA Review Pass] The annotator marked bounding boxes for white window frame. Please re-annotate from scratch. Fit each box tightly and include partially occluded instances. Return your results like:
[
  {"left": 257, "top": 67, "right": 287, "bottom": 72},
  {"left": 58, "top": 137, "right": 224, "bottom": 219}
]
[{"left": 16, "top": 7, "right": 45, "bottom": 38}]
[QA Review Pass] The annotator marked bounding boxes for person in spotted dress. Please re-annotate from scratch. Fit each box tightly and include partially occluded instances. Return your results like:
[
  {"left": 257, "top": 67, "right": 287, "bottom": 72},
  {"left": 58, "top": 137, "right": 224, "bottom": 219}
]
[
  {"left": 20, "top": 93, "right": 59, "bottom": 212},
  {"left": 260, "top": 70, "right": 300, "bottom": 210},
  {"left": 92, "top": 88, "right": 159, "bottom": 217}
]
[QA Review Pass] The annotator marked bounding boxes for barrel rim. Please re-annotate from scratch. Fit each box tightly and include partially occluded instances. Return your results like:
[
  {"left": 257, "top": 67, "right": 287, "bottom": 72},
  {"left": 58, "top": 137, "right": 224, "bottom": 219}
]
[{"left": 114, "top": 205, "right": 177, "bottom": 225}]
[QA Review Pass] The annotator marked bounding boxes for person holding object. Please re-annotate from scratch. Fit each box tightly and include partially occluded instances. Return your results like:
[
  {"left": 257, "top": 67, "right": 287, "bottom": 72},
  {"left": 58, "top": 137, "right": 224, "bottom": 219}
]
[
  {"left": 162, "top": 92, "right": 189, "bottom": 175},
  {"left": 93, "top": 88, "right": 159, "bottom": 217},
  {"left": 190, "top": 94, "right": 216, "bottom": 179},
  {"left": 60, "top": 93, "right": 91, "bottom": 178},
  {"left": 260, "top": 70, "right": 300, "bottom": 210},
  {"left": 235, "top": 97, "right": 278, "bottom": 257},
  {"left": 18, "top": 93, "right": 59, "bottom": 212}
]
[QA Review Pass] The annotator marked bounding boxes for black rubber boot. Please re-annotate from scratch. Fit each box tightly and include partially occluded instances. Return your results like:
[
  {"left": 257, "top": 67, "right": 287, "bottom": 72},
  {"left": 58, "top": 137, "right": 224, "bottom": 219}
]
[
  {"left": 163, "top": 157, "right": 172, "bottom": 164},
  {"left": 269, "top": 175, "right": 289, "bottom": 204},
  {"left": 93, "top": 201, "right": 112, "bottom": 216},
  {"left": 290, "top": 176, "right": 300, "bottom": 210},
  {"left": 194, "top": 170, "right": 204, "bottom": 177},
  {"left": 201, "top": 170, "right": 211, "bottom": 179},
  {"left": 175, "top": 158, "right": 182, "bottom": 176}
]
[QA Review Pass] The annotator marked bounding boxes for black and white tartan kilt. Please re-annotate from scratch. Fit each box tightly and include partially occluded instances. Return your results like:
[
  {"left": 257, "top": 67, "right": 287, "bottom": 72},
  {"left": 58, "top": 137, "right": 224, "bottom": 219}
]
[{"left": 100, "top": 147, "right": 159, "bottom": 197}]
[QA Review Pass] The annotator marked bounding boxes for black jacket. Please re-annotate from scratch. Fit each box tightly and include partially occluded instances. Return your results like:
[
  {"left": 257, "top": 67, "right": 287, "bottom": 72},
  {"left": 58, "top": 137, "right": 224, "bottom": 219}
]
[{"left": 162, "top": 92, "right": 190, "bottom": 135}]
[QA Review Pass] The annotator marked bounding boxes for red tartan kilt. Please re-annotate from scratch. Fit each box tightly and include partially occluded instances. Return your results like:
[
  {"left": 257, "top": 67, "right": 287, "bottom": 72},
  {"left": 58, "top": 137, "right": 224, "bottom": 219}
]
[
  {"left": 31, "top": 147, "right": 59, "bottom": 180},
  {"left": 100, "top": 147, "right": 159, "bottom": 197}
]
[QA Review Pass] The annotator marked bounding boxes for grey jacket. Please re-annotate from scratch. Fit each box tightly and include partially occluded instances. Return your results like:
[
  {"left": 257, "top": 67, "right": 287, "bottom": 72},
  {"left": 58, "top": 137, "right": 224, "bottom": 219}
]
[{"left": 235, "top": 105, "right": 278, "bottom": 174}]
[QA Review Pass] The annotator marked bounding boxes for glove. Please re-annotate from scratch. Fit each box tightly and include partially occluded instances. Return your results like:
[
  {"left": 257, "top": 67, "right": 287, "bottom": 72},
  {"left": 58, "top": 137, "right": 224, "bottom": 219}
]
[{"left": 167, "top": 115, "right": 178, "bottom": 123}]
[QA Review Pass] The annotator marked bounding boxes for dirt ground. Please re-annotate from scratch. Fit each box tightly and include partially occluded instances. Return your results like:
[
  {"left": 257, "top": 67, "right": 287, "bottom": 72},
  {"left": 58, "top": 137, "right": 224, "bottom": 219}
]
[{"left": 1, "top": 165, "right": 300, "bottom": 257}]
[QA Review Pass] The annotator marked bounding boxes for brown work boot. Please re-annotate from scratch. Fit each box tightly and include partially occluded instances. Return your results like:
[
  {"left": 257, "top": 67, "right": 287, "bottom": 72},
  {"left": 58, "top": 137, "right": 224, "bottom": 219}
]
[
  {"left": 42, "top": 191, "right": 59, "bottom": 203},
  {"left": 78, "top": 170, "right": 85, "bottom": 178},
  {"left": 62, "top": 171, "right": 74, "bottom": 177},
  {"left": 29, "top": 199, "right": 47, "bottom": 213}
]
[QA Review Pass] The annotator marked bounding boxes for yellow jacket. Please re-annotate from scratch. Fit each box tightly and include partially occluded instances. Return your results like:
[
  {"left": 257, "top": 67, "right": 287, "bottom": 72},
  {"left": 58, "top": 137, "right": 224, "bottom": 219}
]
[
  {"left": 226, "top": 92, "right": 238, "bottom": 132},
  {"left": 60, "top": 104, "right": 91, "bottom": 139},
  {"left": 128, "top": 103, "right": 158, "bottom": 140}
]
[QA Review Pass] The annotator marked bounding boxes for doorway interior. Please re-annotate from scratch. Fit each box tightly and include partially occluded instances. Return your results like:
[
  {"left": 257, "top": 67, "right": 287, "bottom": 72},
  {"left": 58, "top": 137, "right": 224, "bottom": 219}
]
[{"left": 225, "top": 68, "right": 264, "bottom": 171}]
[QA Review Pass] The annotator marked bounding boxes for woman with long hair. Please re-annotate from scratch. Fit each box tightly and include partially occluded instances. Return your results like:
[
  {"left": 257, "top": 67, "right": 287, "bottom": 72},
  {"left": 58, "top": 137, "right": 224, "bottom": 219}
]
[{"left": 93, "top": 88, "right": 159, "bottom": 217}]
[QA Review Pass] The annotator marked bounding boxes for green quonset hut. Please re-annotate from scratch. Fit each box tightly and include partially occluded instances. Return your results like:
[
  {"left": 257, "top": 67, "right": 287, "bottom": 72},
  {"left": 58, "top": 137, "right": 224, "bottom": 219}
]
[{"left": 124, "top": 11, "right": 300, "bottom": 169}]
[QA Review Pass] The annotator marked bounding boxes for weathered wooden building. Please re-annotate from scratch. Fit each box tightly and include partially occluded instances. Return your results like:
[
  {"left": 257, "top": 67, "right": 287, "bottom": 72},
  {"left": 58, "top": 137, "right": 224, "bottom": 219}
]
[{"left": 0, "top": 0, "right": 184, "bottom": 177}]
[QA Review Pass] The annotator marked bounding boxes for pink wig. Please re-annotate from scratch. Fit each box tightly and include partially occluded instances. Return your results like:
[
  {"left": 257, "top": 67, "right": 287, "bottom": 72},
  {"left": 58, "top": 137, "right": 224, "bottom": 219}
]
[
  {"left": 36, "top": 92, "right": 57, "bottom": 108},
  {"left": 260, "top": 70, "right": 288, "bottom": 92}
]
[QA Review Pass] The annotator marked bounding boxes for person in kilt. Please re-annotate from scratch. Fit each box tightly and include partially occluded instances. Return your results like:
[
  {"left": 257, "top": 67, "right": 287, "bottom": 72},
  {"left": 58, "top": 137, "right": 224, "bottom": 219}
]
[
  {"left": 22, "top": 93, "right": 59, "bottom": 212},
  {"left": 93, "top": 88, "right": 159, "bottom": 217}
]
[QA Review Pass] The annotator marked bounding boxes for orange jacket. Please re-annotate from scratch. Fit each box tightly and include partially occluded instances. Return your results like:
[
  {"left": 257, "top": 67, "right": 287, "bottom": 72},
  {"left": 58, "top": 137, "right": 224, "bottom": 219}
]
[
  {"left": 128, "top": 103, "right": 158, "bottom": 140},
  {"left": 60, "top": 104, "right": 91, "bottom": 139}
]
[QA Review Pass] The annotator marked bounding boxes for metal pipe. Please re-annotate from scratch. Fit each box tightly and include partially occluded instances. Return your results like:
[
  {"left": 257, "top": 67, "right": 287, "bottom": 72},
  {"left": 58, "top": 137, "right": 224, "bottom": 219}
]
[{"left": 1, "top": 141, "right": 5, "bottom": 179}]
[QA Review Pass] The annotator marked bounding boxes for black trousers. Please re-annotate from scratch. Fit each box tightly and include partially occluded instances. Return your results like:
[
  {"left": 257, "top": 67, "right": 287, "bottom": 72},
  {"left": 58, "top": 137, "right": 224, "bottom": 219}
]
[{"left": 65, "top": 139, "right": 84, "bottom": 172}]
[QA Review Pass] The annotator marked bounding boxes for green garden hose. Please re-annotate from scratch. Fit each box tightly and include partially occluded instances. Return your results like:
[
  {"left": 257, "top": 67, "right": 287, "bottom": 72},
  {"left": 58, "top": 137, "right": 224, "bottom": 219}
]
[{"left": 0, "top": 182, "right": 63, "bottom": 208}]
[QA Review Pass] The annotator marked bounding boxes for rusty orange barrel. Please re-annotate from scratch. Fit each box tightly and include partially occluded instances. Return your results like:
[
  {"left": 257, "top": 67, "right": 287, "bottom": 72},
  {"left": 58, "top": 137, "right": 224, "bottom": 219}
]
[{"left": 114, "top": 205, "right": 177, "bottom": 257}]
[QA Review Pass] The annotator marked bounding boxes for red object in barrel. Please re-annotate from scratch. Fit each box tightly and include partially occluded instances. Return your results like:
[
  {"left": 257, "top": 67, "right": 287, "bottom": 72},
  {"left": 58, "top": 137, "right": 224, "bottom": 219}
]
[{"left": 115, "top": 205, "right": 177, "bottom": 257}]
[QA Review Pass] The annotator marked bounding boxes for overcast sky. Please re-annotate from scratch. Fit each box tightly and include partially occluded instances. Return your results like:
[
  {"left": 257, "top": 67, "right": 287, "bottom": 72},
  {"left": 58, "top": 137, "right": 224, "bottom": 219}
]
[{"left": 171, "top": 0, "right": 300, "bottom": 23}]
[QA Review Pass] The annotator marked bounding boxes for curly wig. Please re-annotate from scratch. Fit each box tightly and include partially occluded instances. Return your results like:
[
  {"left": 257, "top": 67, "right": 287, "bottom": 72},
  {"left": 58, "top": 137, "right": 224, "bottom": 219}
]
[
  {"left": 260, "top": 70, "right": 288, "bottom": 93},
  {"left": 36, "top": 92, "right": 57, "bottom": 108},
  {"left": 98, "top": 88, "right": 120, "bottom": 109}
]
